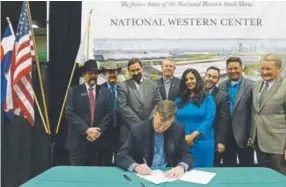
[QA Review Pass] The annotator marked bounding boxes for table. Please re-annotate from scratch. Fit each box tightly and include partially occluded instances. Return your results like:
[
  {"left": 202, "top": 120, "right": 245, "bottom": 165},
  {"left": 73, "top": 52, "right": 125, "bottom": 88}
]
[{"left": 21, "top": 166, "right": 286, "bottom": 187}]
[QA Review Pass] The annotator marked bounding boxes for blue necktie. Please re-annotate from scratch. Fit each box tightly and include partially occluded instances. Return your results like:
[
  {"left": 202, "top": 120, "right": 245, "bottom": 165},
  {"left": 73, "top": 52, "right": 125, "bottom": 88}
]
[{"left": 110, "top": 84, "right": 117, "bottom": 127}]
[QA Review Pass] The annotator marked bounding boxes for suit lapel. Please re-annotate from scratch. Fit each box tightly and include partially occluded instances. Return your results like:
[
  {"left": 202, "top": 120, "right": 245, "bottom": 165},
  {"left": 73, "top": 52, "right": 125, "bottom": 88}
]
[
  {"left": 168, "top": 78, "right": 177, "bottom": 100},
  {"left": 95, "top": 84, "right": 101, "bottom": 102},
  {"left": 101, "top": 82, "right": 108, "bottom": 89},
  {"left": 211, "top": 87, "right": 219, "bottom": 97},
  {"left": 259, "top": 77, "right": 283, "bottom": 111},
  {"left": 233, "top": 77, "right": 246, "bottom": 111},
  {"left": 128, "top": 80, "right": 143, "bottom": 104},
  {"left": 158, "top": 78, "right": 167, "bottom": 100},
  {"left": 219, "top": 80, "right": 229, "bottom": 92},
  {"left": 79, "top": 84, "right": 90, "bottom": 111},
  {"left": 253, "top": 81, "right": 263, "bottom": 111},
  {"left": 142, "top": 80, "right": 151, "bottom": 102}
]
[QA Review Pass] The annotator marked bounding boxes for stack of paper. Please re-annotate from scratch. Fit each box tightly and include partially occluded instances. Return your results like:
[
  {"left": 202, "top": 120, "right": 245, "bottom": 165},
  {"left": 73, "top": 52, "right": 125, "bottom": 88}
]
[
  {"left": 137, "top": 169, "right": 216, "bottom": 185},
  {"left": 180, "top": 170, "right": 216, "bottom": 184},
  {"left": 137, "top": 170, "right": 177, "bottom": 184}
]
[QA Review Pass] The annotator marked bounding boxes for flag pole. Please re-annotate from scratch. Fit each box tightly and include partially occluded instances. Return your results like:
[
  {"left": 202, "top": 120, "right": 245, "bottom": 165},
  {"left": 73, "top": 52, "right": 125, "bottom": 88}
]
[
  {"left": 55, "top": 62, "right": 77, "bottom": 134},
  {"left": 55, "top": 9, "right": 93, "bottom": 134},
  {"left": 6, "top": 17, "right": 15, "bottom": 36},
  {"left": 86, "top": 9, "right": 92, "bottom": 58},
  {"left": 26, "top": 2, "right": 51, "bottom": 134},
  {"left": 34, "top": 93, "right": 49, "bottom": 133}
]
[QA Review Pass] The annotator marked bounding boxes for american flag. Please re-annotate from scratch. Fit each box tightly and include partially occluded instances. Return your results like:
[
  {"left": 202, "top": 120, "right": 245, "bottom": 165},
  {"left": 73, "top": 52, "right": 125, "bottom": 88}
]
[{"left": 11, "top": 1, "right": 35, "bottom": 126}]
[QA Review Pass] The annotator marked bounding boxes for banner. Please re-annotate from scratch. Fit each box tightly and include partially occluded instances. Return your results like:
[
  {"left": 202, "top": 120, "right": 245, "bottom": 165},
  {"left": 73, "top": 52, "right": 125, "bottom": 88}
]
[{"left": 82, "top": 1, "right": 286, "bottom": 80}]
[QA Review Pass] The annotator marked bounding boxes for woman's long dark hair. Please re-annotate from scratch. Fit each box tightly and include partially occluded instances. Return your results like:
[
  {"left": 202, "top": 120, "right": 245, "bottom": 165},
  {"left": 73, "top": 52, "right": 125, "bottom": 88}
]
[{"left": 177, "top": 68, "right": 206, "bottom": 108}]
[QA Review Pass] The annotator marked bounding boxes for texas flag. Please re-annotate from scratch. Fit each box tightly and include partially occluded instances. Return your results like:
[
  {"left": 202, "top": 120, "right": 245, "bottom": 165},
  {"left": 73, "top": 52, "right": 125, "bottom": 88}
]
[{"left": 1, "top": 24, "right": 15, "bottom": 112}]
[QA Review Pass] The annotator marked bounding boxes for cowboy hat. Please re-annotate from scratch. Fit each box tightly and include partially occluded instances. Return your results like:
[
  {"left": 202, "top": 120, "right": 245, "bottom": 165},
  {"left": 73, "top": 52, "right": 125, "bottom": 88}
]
[
  {"left": 100, "top": 62, "right": 121, "bottom": 73},
  {"left": 77, "top": 59, "right": 103, "bottom": 74}
]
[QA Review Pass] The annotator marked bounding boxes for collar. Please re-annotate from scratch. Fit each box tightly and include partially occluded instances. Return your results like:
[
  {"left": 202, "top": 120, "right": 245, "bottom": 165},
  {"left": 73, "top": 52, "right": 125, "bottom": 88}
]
[
  {"left": 133, "top": 77, "right": 144, "bottom": 84},
  {"left": 263, "top": 80, "right": 274, "bottom": 88},
  {"left": 163, "top": 76, "right": 174, "bottom": 82},
  {"left": 229, "top": 77, "right": 242, "bottom": 87},
  {"left": 209, "top": 87, "right": 215, "bottom": 94},
  {"left": 85, "top": 82, "right": 96, "bottom": 90},
  {"left": 107, "top": 82, "right": 117, "bottom": 89}
]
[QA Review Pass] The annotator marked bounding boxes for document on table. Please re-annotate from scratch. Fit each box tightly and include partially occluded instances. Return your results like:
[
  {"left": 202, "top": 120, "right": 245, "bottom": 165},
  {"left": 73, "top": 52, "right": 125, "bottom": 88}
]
[
  {"left": 180, "top": 170, "right": 216, "bottom": 184},
  {"left": 136, "top": 169, "right": 216, "bottom": 185},
  {"left": 136, "top": 170, "right": 177, "bottom": 184}
]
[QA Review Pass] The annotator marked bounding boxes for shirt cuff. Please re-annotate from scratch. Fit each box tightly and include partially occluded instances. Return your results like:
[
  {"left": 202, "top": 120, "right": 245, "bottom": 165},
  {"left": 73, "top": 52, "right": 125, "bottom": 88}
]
[
  {"left": 128, "top": 163, "right": 138, "bottom": 172},
  {"left": 178, "top": 162, "right": 189, "bottom": 172}
]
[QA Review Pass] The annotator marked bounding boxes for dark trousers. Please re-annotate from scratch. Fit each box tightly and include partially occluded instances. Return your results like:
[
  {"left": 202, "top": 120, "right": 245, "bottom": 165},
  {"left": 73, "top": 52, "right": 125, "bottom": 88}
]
[
  {"left": 107, "top": 125, "right": 121, "bottom": 166},
  {"left": 214, "top": 144, "right": 224, "bottom": 166},
  {"left": 255, "top": 143, "right": 286, "bottom": 175},
  {"left": 223, "top": 130, "right": 254, "bottom": 167},
  {"left": 69, "top": 141, "right": 112, "bottom": 166}
]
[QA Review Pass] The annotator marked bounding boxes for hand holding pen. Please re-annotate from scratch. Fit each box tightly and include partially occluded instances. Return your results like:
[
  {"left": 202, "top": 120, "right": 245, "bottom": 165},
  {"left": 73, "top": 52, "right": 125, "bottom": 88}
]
[{"left": 134, "top": 157, "right": 152, "bottom": 175}]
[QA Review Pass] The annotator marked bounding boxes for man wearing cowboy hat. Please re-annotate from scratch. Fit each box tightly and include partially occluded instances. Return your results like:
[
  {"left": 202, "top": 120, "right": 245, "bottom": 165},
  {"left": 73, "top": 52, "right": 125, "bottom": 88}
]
[
  {"left": 100, "top": 62, "right": 122, "bottom": 165},
  {"left": 65, "top": 59, "right": 113, "bottom": 166}
]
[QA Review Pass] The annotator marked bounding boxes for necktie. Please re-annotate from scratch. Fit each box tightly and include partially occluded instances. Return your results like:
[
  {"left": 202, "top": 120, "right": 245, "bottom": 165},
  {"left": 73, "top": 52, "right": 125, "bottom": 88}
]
[
  {"left": 88, "top": 87, "right": 95, "bottom": 126},
  {"left": 137, "top": 81, "right": 144, "bottom": 101},
  {"left": 110, "top": 84, "right": 117, "bottom": 127},
  {"left": 259, "top": 81, "right": 269, "bottom": 107}
]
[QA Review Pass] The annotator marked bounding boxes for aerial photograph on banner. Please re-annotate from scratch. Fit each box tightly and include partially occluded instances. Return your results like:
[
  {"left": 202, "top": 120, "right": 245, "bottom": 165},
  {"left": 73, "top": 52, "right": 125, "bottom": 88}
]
[{"left": 82, "top": 1, "right": 286, "bottom": 81}]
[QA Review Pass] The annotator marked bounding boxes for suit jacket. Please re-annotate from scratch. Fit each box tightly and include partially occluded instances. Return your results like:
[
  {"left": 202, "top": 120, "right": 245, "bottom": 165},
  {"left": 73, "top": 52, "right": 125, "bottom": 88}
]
[
  {"left": 100, "top": 82, "right": 122, "bottom": 151},
  {"left": 155, "top": 77, "right": 181, "bottom": 101},
  {"left": 211, "top": 87, "right": 231, "bottom": 145},
  {"left": 250, "top": 77, "right": 286, "bottom": 154},
  {"left": 219, "top": 77, "right": 253, "bottom": 148},
  {"left": 117, "top": 79, "right": 162, "bottom": 140},
  {"left": 65, "top": 84, "right": 112, "bottom": 151},
  {"left": 115, "top": 119, "right": 193, "bottom": 170}
]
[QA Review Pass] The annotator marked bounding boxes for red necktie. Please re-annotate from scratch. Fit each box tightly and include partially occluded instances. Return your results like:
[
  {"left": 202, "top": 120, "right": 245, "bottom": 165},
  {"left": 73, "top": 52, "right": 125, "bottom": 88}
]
[{"left": 88, "top": 87, "right": 95, "bottom": 126}]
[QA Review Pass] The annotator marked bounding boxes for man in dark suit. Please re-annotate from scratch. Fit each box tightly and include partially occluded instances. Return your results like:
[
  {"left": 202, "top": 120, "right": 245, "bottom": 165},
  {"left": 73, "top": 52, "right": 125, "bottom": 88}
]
[
  {"left": 118, "top": 58, "right": 161, "bottom": 143},
  {"left": 219, "top": 57, "right": 254, "bottom": 167},
  {"left": 156, "top": 58, "right": 180, "bottom": 101},
  {"left": 65, "top": 59, "right": 112, "bottom": 166},
  {"left": 116, "top": 100, "right": 193, "bottom": 178},
  {"left": 204, "top": 66, "right": 230, "bottom": 166},
  {"left": 100, "top": 62, "right": 122, "bottom": 165}
]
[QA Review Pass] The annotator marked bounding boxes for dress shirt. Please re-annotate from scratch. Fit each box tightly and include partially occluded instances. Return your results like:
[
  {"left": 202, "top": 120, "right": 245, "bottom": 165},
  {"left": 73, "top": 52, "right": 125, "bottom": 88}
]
[
  {"left": 152, "top": 132, "right": 167, "bottom": 169},
  {"left": 163, "top": 77, "right": 173, "bottom": 99},
  {"left": 133, "top": 77, "right": 144, "bottom": 91},
  {"left": 228, "top": 78, "right": 241, "bottom": 114},
  {"left": 85, "top": 83, "right": 96, "bottom": 100}
]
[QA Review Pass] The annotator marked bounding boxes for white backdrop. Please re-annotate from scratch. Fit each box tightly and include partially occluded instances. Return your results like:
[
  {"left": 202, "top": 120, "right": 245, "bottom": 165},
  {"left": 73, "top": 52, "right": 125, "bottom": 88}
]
[
  {"left": 81, "top": 1, "right": 286, "bottom": 80},
  {"left": 82, "top": 1, "right": 286, "bottom": 39}
]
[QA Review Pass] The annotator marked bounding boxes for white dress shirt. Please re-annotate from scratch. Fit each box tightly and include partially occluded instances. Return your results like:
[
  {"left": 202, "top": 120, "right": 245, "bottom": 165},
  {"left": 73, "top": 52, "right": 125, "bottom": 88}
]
[{"left": 85, "top": 83, "right": 96, "bottom": 100}]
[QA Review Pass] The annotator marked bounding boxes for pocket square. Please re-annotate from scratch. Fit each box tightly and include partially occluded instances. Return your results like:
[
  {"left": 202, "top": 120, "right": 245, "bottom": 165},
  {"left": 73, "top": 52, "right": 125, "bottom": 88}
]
[{"left": 81, "top": 92, "right": 87, "bottom": 96}]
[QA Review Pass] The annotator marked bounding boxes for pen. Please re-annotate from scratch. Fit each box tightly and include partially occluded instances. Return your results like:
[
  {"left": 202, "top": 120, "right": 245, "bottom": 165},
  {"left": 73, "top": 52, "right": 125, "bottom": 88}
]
[{"left": 123, "top": 174, "right": 132, "bottom": 182}]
